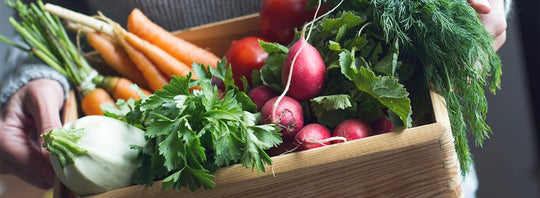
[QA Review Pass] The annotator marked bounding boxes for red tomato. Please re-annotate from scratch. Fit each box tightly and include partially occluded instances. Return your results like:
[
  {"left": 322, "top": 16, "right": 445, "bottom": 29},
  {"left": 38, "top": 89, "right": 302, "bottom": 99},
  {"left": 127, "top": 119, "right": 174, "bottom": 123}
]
[
  {"left": 260, "top": 0, "right": 326, "bottom": 45},
  {"left": 224, "top": 36, "right": 269, "bottom": 89}
]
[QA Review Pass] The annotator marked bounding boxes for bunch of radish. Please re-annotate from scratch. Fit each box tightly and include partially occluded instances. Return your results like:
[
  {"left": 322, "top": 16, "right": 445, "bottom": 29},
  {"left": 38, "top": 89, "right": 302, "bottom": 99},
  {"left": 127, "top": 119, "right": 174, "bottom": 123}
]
[
  {"left": 224, "top": 0, "right": 398, "bottom": 155},
  {"left": 247, "top": 30, "right": 391, "bottom": 155}
]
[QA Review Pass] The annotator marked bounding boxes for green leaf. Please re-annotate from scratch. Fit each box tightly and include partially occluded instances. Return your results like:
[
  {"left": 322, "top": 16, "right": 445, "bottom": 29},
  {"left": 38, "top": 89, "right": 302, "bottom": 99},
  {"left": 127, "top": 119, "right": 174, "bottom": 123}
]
[
  {"left": 311, "top": 94, "right": 354, "bottom": 110},
  {"left": 102, "top": 99, "right": 134, "bottom": 120},
  {"left": 192, "top": 62, "right": 211, "bottom": 81},
  {"left": 259, "top": 52, "right": 286, "bottom": 92},
  {"left": 311, "top": 95, "right": 356, "bottom": 127},
  {"left": 159, "top": 127, "right": 185, "bottom": 171},
  {"left": 328, "top": 40, "right": 342, "bottom": 51},
  {"left": 235, "top": 91, "right": 257, "bottom": 113},
  {"left": 339, "top": 50, "right": 411, "bottom": 128},
  {"left": 241, "top": 124, "right": 282, "bottom": 172},
  {"left": 206, "top": 120, "right": 243, "bottom": 166},
  {"left": 145, "top": 120, "right": 173, "bottom": 138},
  {"left": 321, "top": 11, "right": 364, "bottom": 33},
  {"left": 339, "top": 49, "right": 358, "bottom": 79},
  {"left": 259, "top": 41, "right": 289, "bottom": 54},
  {"left": 373, "top": 40, "right": 399, "bottom": 77}
]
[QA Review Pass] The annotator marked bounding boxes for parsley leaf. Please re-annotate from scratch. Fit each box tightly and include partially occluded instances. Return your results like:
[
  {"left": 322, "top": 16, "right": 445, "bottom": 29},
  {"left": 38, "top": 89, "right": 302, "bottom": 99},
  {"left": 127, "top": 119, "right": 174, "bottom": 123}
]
[{"left": 119, "top": 61, "right": 282, "bottom": 191}]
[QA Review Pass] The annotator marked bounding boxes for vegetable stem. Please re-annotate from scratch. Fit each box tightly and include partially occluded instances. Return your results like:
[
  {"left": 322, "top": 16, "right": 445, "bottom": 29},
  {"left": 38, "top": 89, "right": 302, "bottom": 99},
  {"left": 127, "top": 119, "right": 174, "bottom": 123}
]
[
  {"left": 2, "top": 0, "right": 99, "bottom": 91},
  {"left": 42, "top": 128, "right": 88, "bottom": 168},
  {"left": 43, "top": 3, "right": 114, "bottom": 37}
]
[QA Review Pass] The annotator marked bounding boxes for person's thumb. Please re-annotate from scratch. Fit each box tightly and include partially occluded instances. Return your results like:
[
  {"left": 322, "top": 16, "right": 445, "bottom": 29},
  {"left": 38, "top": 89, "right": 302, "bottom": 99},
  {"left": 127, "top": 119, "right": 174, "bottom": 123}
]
[
  {"left": 24, "top": 79, "right": 65, "bottom": 149},
  {"left": 25, "top": 79, "right": 65, "bottom": 187},
  {"left": 468, "top": 0, "right": 492, "bottom": 14}
]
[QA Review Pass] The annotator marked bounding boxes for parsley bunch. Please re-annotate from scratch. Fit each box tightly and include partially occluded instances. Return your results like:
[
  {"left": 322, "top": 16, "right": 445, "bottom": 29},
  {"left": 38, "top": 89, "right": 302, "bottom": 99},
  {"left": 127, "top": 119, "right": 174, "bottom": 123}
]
[{"left": 107, "top": 60, "right": 282, "bottom": 191}]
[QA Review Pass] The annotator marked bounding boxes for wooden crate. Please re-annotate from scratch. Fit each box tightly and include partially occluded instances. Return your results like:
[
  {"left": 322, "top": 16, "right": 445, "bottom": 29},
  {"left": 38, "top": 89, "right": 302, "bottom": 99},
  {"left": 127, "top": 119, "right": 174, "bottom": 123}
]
[{"left": 57, "top": 14, "right": 461, "bottom": 198}]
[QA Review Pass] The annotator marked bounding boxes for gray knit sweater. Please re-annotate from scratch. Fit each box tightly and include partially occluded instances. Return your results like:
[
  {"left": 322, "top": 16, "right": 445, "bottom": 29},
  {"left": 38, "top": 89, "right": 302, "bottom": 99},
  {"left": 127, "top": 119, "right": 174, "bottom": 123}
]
[{"left": 0, "top": 0, "right": 262, "bottom": 108}]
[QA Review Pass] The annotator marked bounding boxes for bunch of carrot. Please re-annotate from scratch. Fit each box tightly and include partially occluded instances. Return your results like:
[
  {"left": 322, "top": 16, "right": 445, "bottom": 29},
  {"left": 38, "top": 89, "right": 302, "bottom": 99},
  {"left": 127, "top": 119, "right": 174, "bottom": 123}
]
[
  {"left": 45, "top": 4, "right": 221, "bottom": 94},
  {"left": 38, "top": 3, "right": 222, "bottom": 116},
  {"left": 1, "top": 0, "right": 153, "bottom": 116}
]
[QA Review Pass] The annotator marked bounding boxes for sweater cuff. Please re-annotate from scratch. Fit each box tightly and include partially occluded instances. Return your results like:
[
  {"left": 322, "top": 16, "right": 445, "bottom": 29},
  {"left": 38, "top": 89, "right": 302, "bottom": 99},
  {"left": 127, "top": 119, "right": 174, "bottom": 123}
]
[{"left": 0, "top": 64, "right": 70, "bottom": 109}]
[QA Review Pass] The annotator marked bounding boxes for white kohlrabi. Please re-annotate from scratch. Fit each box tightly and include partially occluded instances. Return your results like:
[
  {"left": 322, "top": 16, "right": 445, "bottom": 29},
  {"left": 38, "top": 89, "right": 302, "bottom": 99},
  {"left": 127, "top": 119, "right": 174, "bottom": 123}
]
[{"left": 42, "top": 115, "right": 146, "bottom": 196}]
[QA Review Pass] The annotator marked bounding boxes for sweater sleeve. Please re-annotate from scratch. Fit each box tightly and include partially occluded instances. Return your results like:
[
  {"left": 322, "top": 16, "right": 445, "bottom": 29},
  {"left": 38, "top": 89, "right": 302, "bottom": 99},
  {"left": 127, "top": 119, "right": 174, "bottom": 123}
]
[{"left": 0, "top": 39, "right": 70, "bottom": 109}]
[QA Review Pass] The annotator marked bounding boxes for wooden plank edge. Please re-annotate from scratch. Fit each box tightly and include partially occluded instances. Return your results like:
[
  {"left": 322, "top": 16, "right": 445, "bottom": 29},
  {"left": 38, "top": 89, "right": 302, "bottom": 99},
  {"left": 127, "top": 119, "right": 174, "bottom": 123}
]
[
  {"left": 430, "top": 91, "right": 462, "bottom": 196},
  {"left": 172, "top": 13, "right": 260, "bottom": 37},
  {"left": 85, "top": 123, "right": 449, "bottom": 198},
  {"left": 429, "top": 91, "right": 451, "bottom": 130}
]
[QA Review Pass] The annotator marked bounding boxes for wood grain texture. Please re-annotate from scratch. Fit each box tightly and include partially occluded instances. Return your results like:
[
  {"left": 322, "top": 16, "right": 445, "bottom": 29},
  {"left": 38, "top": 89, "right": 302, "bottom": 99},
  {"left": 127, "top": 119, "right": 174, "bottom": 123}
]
[{"left": 171, "top": 13, "right": 260, "bottom": 57}]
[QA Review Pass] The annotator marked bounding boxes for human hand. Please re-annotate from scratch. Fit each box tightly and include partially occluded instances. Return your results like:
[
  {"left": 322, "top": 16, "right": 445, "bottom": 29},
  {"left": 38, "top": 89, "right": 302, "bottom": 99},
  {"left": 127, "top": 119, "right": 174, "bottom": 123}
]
[
  {"left": 0, "top": 79, "right": 65, "bottom": 189},
  {"left": 469, "top": 0, "right": 508, "bottom": 51}
]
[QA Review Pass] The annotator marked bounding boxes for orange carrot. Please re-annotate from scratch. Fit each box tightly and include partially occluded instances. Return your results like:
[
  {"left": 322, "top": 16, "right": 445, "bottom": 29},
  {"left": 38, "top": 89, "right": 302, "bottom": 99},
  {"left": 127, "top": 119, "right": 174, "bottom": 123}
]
[
  {"left": 116, "top": 31, "right": 170, "bottom": 92},
  {"left": 127, "top": 8, "right": 220, "bottom": 69},
  {"left": 119, "top": 27, "right": 196, "bottom": 80},
  {"left": 86, "top": 32, "right": 150, "bottom": 89},
  {"left": 96, "top": 76, "right": 152, "bottom": 101},
  {"left": 80, "top": 88, "right": 114, "bottom": 116}
]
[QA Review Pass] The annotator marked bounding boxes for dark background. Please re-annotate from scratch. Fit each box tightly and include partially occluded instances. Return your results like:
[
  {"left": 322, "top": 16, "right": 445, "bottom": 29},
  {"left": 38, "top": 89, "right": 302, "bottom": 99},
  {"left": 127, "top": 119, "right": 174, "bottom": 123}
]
[{"left": 469, "top": 0, "right": 539, "bottom": 197}]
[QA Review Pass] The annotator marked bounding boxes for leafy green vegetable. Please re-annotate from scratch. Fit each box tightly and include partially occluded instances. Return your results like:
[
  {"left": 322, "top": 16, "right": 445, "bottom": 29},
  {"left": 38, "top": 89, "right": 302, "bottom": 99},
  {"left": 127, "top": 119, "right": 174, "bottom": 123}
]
[
  {"left": 110, "top": 61, "right": 282, "bottom": 191},
  {"left": 373, "top": 0, "right": 500, "bottom": 174},
  {"left": 258, "top": 41, "right": 288, "bottom": 92},
  {"left": 316, "top": 0, "right": 502, "bottom": 174},
  {"left": 259, "top": 9, "right": 412, "bottom": 128},
  {"left": 338, "top": 48, "right": 411, "bottom": 127},
  {"left": 43, "top": 116, "right": 147, "bottom": 195},
  {"left": 257, "top": 0, "right": 501, "bottom": 175}
]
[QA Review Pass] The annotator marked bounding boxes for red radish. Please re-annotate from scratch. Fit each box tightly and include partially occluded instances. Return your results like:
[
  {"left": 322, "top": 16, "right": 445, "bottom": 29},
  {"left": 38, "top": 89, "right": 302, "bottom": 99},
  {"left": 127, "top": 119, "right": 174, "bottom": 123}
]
[
  {"left": 260, "top": 96, "right": 304, "bottom": 138},
  {"left": 371, "top": 117, "right": 395, "bottom": 134},
  {"left": 248, "top": 85, "right": 279, "bottom": 112},
  {"left": 294, "top": 123, "right": 331, "bottom": 151},
  {"left": 281, "top": 31, "right": 326, "bottom": 101},
  {"left": 332, "top": 119, "right": 372, "bottom": 144}
]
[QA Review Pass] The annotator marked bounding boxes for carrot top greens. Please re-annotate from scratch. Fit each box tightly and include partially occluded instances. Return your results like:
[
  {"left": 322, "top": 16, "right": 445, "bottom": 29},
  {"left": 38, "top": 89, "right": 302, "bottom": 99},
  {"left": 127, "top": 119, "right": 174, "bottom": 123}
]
[{"left": 0, "top": 0, "right": 97, "bottom": 94}]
